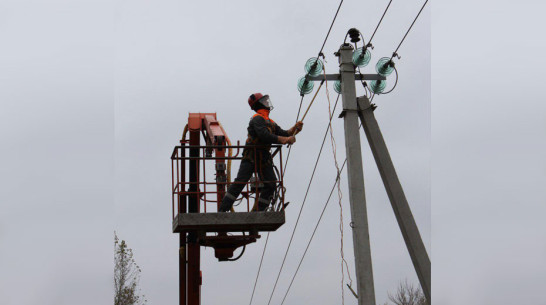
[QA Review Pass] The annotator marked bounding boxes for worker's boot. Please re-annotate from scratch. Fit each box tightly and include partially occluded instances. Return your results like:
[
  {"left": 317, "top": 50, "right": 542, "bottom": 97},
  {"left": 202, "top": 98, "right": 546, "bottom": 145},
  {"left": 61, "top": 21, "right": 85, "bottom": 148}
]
[
  {"left": 218, "top": 193, "right": 237, "bottom": 212},
  {"left": 256, "top": 198, "right": 270, "bottom": 212}
]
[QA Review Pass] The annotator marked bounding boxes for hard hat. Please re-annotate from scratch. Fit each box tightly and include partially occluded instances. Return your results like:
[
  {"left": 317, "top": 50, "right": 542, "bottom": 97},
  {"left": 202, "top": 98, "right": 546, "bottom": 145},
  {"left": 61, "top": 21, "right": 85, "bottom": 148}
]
[
  {"left": 248, "top": 93, "right": 274, "bottom": 110},
  {"left": 248, "top": 93, "right": 264, "bottom": 109}
]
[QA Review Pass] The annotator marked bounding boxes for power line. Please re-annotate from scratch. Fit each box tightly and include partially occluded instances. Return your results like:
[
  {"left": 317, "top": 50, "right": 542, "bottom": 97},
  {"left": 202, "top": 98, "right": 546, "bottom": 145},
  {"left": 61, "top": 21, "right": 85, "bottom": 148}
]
[
  {"left": 391, "top": 0, "right": 429, "bottom": 59},
  {"left": 265, "top": 94, "right": 341, "bottom": 305},
  {"left": 248, "top": 232, "right": 270, "bottom": 305},
  {"left": 278, "top": 121, "right": 364, "bottom": 305},
  {"left": 318, "top": 0, "right": 345, "bottom": 57},
  {"left": 367, "top": 0, "right": 393, "bottom": 47},
  {"left": 255, "top": 1, "right": 345, "bottom": 303},
  {"left": 279, "top": 159, "right": 347, "bottom": 305}
]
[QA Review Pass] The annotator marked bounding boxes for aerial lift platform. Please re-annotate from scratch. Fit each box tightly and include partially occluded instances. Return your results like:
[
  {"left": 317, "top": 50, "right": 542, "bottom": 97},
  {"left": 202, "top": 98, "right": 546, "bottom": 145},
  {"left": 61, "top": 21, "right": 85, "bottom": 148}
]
[{"left": 171, "top": 113, "right": 287, "bottom": 305}]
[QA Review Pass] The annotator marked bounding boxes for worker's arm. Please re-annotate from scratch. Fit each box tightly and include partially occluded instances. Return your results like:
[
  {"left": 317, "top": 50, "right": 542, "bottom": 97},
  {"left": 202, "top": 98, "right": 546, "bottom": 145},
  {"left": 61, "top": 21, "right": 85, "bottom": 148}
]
[
  {"left": 274, "top": 124, "right": 290, "bottom": 137},
  {"left": 286, "top": 121, "right": 303, "bottom": 136},
  {"left": 273, "top": 123, "right": 297, "bottom": 145}
]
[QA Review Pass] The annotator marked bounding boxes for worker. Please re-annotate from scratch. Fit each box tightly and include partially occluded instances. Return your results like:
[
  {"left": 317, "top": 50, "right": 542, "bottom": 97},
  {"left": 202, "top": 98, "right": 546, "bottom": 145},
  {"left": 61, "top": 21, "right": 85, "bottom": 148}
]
[{"left": 219, "top": 93, "right": 303, "bottom": 212}]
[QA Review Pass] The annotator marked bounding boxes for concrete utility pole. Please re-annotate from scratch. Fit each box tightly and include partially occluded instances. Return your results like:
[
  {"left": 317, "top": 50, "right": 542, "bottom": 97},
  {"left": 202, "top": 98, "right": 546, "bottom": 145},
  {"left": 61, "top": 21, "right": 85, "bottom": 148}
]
[
  {"left": 307, "top": 42, "right": 431, "bottom": 305},
  {"left": 356, "top": 96, "right": 431, "bottom": 303},
  {"left": 339, "top": 43, "right": 376, "bottom": 305}
]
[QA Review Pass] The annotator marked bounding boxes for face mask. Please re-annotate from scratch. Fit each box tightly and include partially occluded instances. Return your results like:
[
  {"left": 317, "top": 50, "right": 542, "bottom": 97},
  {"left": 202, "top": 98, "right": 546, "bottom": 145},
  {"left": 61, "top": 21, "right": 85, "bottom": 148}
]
[{"left": 258, "top": 95, "right": 274, "bottom": 110}]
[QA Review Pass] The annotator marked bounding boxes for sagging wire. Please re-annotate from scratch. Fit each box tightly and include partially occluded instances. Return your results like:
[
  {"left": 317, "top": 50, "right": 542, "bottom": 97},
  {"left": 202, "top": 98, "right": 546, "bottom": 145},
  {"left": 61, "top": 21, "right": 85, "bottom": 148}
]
[
  {"left": 390, "top": 0, "right": 429, "bottom": 61},
  {"left": 279, "top": 122, "right": 366, "bottom": 305},
  {"left": 254, "top": 2, "right": 346, "bottom": 304},
  {"left": 265, "top": 77, "right": 339, "bottom": 305},
  {"left": 279, "top": 158, "right": 347, "bottom": 305},
  {"left": 226, "top": 233, "right": 246, "bottom": 262},
  {"left": 248, "top": 232, "right": 270, "bottom": 305},
  {"left": 287, "top": 0, "right": 345, "bottom": 169},
  {"left": 379, "top": 66, "right": 398, "bottom": 95},
  {"left": 367, "top": 0, "right": 393, "bottom": 49},
  {"left": 370, "top": 0, "right": 427, "bottom": 99},
  {"left": 324, "top": 69, "right": 353, "bottom": 304}
]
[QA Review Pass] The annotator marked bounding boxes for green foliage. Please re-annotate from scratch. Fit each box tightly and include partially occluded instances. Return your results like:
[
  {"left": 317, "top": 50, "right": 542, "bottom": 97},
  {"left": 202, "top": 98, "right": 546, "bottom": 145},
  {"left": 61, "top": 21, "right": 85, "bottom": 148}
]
[{"left": 114, "top": 232, "right": 147, "bottom": 305}]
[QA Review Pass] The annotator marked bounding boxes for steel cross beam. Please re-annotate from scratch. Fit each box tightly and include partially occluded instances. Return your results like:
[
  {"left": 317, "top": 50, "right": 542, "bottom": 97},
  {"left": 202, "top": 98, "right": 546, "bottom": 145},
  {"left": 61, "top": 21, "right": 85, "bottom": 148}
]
[
  {"left": 303, "top": 43, "right": 430, "bottom": 305},
  {"left": 306, "top": 74, "right": 386, "bottom": 81}
]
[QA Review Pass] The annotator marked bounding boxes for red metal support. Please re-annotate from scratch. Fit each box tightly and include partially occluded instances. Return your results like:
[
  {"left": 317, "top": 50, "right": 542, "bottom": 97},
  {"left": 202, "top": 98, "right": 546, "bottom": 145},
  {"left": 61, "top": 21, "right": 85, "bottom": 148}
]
[
  {"left": 187, "top": 118, "right": 201, "bottom": 305},
  {"left": 179, "top": 143, "right": 187, "bottom": 305},
  {"left": 173, "top": 113, "right": 286, "bottom": 304}
]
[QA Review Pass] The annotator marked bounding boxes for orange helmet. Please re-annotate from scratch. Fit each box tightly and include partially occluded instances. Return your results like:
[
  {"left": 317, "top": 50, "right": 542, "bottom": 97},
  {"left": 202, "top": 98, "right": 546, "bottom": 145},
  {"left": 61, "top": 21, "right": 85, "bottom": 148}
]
[
  {"left": 248, "top": 93, "right": 264, "bottom": 109},
  {"left": 248, "top": 93, "right": 273, "bottom": 110}
]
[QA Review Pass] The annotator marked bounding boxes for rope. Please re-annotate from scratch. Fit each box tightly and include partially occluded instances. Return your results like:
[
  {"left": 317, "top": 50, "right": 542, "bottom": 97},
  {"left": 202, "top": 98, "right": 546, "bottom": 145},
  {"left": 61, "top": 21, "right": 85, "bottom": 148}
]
[
  {"left": 278, "top": 123, "right": 365, "bottom": 305},
  {"left": 324, "top": 75, "right": 353, "bottom": 304}
]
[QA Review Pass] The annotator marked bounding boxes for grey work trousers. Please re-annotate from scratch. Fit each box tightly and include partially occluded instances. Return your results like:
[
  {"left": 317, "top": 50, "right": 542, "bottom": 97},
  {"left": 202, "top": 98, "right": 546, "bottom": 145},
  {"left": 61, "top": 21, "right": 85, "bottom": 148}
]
[{"left": 219, "top": 158, "right": 276, "bottom": 212}]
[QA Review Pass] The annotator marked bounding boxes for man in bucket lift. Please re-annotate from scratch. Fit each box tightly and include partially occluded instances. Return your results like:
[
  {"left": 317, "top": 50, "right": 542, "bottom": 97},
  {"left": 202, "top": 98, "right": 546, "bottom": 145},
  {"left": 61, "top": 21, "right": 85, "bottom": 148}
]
[{"left": 219, "top": 93, "right": 304, "bottom": 212}]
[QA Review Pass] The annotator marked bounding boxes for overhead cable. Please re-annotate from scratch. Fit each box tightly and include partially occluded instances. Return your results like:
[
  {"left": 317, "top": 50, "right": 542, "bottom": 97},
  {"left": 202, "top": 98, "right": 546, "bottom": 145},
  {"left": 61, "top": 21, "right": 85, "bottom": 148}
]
[
  {"left": 279, "top": 159, "right": 347, "bottom": 305},
  {"left": 367, "top": 0, "right": 393, "bottom": 47},
  {"left": 266, "top": 94, "right": 341, "bottom": 305},
  {"left": 391, "top": 0, "right": 429, "bottom": 59},
  {"left": 248, "top": 232, "right": 270, "bottom": 305}
]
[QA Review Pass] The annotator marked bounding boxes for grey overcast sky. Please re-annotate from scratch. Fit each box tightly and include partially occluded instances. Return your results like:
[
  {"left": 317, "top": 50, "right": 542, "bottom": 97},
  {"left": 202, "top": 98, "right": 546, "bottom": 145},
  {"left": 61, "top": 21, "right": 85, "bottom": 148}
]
[{"left": 0, "top": 1, "right": 544, "bottom": 305}]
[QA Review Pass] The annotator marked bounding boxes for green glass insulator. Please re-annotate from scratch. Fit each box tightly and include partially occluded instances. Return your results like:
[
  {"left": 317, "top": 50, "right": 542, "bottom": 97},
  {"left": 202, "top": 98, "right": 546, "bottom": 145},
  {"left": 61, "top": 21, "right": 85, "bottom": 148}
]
[
  {"left": 369, "top": 80, "right": 387, "bottom": 94},
  {"left": 376, "top": 57, "right": 394, "bottom": 76},
  {"left": 333, "top": 80, "right": 342, "bottom": 94},
  {"left": 297, "top": 77, "right": 314, "bottom": 95},
  {"left": 352, "top": 47, "right": 371, "bottom": 67},
  {"left": 304, "top": 57, "right": 324, "bottom": 77}
]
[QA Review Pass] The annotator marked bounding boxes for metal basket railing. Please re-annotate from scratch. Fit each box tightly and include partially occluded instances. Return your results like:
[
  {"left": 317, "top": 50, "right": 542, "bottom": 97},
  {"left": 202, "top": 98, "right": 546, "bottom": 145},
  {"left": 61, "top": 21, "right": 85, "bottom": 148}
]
[{"left": 171, "top": 143, "right": 285, "bottom": 220}]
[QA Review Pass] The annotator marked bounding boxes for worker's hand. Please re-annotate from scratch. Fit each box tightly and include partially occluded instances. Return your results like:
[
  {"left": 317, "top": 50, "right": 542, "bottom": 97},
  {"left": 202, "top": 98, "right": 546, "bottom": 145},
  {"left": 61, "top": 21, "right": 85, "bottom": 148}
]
[
  {"left": 294, "top": 121, "right": 304, "bottom": 132},
  {"left": 278, "top": 136, "right": 296, "bottom": 145}
]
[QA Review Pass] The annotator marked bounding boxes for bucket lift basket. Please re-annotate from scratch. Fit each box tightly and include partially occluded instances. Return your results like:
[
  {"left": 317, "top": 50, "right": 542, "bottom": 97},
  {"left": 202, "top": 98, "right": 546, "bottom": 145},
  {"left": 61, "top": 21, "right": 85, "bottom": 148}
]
[{"left": 171, "top": 114, "right": 286, "bottom": 260}]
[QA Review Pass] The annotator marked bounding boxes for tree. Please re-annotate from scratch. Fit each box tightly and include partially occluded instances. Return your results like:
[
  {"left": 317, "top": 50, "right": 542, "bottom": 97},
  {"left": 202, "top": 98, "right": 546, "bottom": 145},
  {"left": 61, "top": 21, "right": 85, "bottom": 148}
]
[
  {"left": 384, "top": 279, "right": 426, "bottom": 305},
  {"left": 114, "top": 232, "right": 147, "bottom": 305}
]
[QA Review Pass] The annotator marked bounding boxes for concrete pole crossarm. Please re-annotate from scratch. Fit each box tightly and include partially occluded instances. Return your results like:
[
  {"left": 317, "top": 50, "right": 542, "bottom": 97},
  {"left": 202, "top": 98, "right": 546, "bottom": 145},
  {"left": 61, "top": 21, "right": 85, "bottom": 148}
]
[
  {"left": 339, "top": 43, "right": 376, "bottom": 305},
  {"left": 356, "top": 96, "right": 431, "bottom": 305}
]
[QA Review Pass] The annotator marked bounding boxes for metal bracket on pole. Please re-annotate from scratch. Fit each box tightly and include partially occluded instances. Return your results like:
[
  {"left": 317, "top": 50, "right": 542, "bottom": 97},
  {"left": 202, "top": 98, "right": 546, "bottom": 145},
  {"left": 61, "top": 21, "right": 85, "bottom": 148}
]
[{"left": 339, "top": 98, "right": 377, "bottom": 118}]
